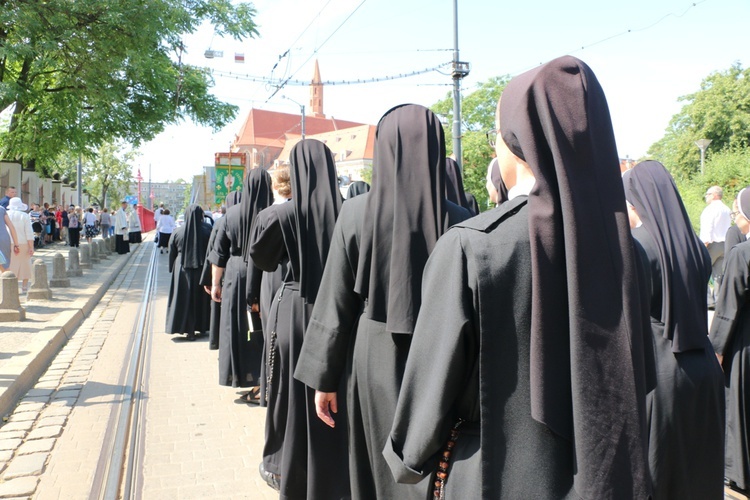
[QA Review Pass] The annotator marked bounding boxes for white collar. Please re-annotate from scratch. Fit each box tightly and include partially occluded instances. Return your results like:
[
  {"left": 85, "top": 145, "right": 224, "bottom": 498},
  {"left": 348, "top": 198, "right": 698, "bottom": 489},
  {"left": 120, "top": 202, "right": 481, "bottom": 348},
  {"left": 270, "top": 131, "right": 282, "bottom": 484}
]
[{"left": 507, "top": 177, "right": 536, "bottom": 200}]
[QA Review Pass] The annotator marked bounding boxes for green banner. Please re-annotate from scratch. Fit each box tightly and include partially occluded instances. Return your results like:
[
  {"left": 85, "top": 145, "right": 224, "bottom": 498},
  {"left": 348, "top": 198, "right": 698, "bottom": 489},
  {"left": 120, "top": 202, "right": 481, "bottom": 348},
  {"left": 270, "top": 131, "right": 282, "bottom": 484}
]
[{"left": 215, "top": 166, "right": 244, "bottom": 204}]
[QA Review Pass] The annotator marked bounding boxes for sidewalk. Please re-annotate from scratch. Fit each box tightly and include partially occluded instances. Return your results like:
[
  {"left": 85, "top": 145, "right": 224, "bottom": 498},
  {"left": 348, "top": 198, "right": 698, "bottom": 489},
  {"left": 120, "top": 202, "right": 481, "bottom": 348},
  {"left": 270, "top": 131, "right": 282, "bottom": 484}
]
[{"left": 0, "top": 236, "right": 139, "bottom": 418}]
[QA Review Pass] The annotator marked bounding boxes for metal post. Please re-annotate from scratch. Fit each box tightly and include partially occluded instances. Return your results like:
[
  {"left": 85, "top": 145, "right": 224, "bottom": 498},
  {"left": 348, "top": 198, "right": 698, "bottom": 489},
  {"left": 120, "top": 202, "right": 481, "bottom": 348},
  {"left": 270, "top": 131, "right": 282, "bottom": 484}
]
[
  {"left": 695, "top": 139, "right": 712, "bottom": 176},
  {"left": 301, "top": 105, "right": 306, "bottom": 139},
  {"left": 148, "top": 163, "right": 152, "bottom": 210},
  {"left": 77, "top": 155, "right": 82, "bottom": 206},
  {"left": 452, "top": 0, "right": 462, "bottom": 171}
]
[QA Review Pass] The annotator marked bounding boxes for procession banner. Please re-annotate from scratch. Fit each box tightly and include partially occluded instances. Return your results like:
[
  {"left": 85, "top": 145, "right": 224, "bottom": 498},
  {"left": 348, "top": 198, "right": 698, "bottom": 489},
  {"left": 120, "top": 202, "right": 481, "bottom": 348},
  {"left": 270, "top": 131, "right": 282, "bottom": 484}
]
[{"left": 214, "top": 166, "right": 244, "bottom": 204}]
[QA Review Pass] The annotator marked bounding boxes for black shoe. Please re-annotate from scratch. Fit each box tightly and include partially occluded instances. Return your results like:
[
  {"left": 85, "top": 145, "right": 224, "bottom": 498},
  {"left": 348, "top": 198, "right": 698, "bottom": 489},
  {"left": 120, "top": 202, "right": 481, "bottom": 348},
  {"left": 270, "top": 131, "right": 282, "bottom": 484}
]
[
  {"left": 259, "top": 462, "right": 280, "bottom": 491},
  {"left": 186, "top": 332, "right": 196, "bottom": 341}
]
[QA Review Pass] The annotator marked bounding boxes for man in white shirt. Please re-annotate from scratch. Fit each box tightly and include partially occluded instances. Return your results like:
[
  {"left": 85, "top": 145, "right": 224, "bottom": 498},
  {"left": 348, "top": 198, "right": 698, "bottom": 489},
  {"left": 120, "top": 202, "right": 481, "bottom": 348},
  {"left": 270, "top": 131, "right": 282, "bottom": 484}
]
[
  {"left": 114, "top": 200, "right": 130, "bottom": 255},
  {"left": 700, "top": 185, "right": 732, "bottom": 308}
]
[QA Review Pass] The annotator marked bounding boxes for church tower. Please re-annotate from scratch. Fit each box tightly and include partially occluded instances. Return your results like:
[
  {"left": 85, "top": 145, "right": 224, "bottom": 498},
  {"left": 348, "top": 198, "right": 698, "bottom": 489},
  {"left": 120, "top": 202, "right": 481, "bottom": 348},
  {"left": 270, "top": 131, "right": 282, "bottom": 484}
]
[{"left": 309, "top": 59, "right": 324, "bottom": 118}]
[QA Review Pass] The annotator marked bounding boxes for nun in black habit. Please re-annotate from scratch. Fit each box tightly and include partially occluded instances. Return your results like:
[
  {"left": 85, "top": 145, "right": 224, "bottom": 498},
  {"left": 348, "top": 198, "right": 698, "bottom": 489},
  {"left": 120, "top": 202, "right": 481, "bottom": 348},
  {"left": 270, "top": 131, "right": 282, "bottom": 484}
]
[
  {"left": 486, "top": 157, "right": 508, "bottom": 207},
  {"left": 445, "top": 157, "right": 472, "bottom": 214},
  {"left": 165, "top": 204, "right": 213, "bottom": 339},
  {"left": 382, "top": 57, "right": 654, "bottom": 499},
  {"left": 345, "top": 180, "right": 370, "bottom": 199},
  {"left": 725, "top": 196, "right": 747, "bottom": 266},
  {"left": 464, "top": 192, "right": 480, "bottom": 216},
  {"left": 208, "top": 169, "right": 273, "bottom": 391},
  {"left": 711, "top": 187, "right": 750, "bottom": 494},
  {"left": 623, "top": 161, "right": 725, "bottom": 499},
  {"left": 249, "top": 167, "right": 291, "bottom": 408},
  {"left": 249, "top": 139, "right": 348, "bottom": 500},
  {"left": 200, "top": 191, "right": 241, "bottom": 351},
  {"left": 294, "top": 104, "right": 471, "bottom": 500}
]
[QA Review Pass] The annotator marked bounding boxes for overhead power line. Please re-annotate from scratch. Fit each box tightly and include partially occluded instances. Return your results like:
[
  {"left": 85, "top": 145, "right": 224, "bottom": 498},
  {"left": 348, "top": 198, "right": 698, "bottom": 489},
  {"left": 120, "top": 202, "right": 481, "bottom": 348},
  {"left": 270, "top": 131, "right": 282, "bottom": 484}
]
[
  {"left": 266, "top": 0, "right": 367, "bottom": 102},
  {"left": 211, "top": 61, "right": 451, "bottom": 87}
]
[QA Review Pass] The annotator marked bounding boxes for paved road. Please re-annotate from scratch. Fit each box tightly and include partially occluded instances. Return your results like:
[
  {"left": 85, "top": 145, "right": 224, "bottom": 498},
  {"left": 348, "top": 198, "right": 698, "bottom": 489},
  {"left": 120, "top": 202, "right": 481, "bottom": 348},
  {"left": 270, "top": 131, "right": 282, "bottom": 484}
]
[
  {"left": 0, "top": 240, "right": 743, "bottom": 499},
  {"left": 0, "top": 242, "right": 275, "bottom": 499}
]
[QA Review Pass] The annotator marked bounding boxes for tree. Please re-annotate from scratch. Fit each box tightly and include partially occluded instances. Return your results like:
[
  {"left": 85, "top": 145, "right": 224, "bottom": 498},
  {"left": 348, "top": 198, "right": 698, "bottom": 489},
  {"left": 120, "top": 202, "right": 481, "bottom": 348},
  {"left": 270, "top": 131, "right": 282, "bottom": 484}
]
[
  {"left": 648, "top": 62, "right": 750, "bottom": 179},
  {"left": 0, "top": 0, "right": 258, "bottom": 167},
  {"left": 432, "top": 76, "right": 510, "bottom": 212},
  {"left": 75, "top": 142, "right": 135, "bottom": 209}
]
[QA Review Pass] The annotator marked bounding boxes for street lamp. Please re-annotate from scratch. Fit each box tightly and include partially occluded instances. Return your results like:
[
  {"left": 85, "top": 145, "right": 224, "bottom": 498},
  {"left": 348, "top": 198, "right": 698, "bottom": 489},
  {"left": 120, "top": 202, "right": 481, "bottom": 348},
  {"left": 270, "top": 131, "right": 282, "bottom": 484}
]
[
  {"left": 281, "top": 95, "right": 305, "bottom": 139},
  {"left": 695, "top": 138, "right": 712, "bottom": 175}
]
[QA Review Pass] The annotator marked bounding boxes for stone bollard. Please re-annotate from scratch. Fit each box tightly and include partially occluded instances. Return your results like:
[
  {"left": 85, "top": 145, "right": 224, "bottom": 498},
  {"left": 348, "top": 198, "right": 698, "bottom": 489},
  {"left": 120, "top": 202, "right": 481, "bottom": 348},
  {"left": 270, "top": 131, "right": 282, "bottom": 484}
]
[
  {"left": 0, "top": 271, "right": 26, "bottom": 321},
  {"left": 96, "top": 240, "right": 109, "bottom": 260},
  {"left": 49, "top": 253, "right": 71, "bottom": 287},
  {"left": 108, "top": 236, "right": 115, "bottom": 253},
  {"left": 27, "top": 259, "right": 52, "bottom": 300},
  {"left": 87, "top": 242, "right": 100, "bottom": 264},
  {"left": 67, "top": 248, "right": 83, "bottom": 277},
  {"left": 79, "top": 243, "right": 92, "bottom": 270}
]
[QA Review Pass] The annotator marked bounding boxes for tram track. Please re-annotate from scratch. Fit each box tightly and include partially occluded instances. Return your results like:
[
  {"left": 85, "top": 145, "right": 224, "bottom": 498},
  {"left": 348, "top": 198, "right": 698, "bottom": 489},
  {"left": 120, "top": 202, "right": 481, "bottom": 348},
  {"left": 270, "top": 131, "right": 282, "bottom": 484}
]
[{"left": 89, "top": 242, "right": 159, "bottom": 500}]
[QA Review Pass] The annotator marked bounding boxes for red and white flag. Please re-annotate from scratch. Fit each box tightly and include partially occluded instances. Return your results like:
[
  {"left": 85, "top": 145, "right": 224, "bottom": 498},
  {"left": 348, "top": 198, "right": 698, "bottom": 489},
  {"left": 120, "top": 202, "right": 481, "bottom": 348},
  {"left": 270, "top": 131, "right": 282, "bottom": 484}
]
[{"left": 235, "top": 53, "right": 245, "bottom": 63}]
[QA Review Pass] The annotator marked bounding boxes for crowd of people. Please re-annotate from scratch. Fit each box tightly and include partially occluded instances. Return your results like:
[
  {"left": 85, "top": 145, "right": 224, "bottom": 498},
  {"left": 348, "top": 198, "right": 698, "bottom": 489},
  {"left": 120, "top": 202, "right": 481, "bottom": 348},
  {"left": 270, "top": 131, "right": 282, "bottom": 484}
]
[
  {"left": 8, "top": 55, "right": 749, "bottom": 499},
  {"left": 0, "top": 188, "right": 150, "bottom": 289}
]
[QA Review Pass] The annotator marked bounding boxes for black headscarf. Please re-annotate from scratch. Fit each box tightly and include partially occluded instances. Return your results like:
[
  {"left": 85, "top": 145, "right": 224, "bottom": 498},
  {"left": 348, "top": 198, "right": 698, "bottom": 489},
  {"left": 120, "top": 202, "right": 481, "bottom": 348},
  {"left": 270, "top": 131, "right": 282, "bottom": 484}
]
[
  {"left": 464, "top": 192, "right": 480, "bottom": 216},
  {"left": 739, "top": 187, "right": 750, "bottom": 219},
  {"left": 240, "top": 168, "right": 274, "bottom": 262},
  {"left": 225, "top": 190, "right": 242, "bottom": 208},
  {"left": 624, "top": 160, "right": 712, "bottom": 352},
  {"left": 355, "top": 103, "right": 446, "bottom": 335},
  {"left": 346, "top": 180, "right": 371, "bottom": 199},
  {"left": 499, "top": 56, "right": 651, "bottom": 498},
  {"left": 181, "top": 204, "right": 208, "bottom": 270},
  {"left": 289, "top": 139, "right": 343, "bottom": 303},
  {"left": 487, "top": 157, "right": 508, "bottom": 205},
  {"left": 444, "top": 157, "right": 469, "bottom": 209}
]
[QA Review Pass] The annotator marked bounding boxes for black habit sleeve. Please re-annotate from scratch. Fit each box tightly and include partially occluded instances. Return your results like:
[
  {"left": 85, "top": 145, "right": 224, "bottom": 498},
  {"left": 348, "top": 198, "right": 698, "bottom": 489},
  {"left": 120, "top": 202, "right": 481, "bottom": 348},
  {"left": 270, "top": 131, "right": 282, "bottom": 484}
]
[
  {"left": 168, "top": 228, "right": 181, "bottom": 274},
  {"left": 200, "top": 217, "right": 225, "bottom": 286},
  {"left": 246, "top": 211, "right": 271, "bottom": 305},
  {"left": 249, "top": 207, "right": 286, "bottom": 273},
  {"left": 294, "top": 196, "right": 365, "bottom": 392},
  {"left": 207, "top": 216, "right": 231, "bottom": 268},
  {"left": 383, "top": 229, "right": 477, "bottom": 483},
  {"left": 710, "top": 242, "right": 750, "bottom": 358}
]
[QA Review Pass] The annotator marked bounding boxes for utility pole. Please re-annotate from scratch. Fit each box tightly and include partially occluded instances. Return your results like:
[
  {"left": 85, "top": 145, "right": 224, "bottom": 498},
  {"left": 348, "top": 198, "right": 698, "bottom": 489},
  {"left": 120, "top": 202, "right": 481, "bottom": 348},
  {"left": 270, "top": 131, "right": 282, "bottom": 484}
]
[
  {"left": 77, "top": 155, "right": 83, "bottom": 206},
  {"left": 451, "top": 0, "right": 470, "bottom": 172}
]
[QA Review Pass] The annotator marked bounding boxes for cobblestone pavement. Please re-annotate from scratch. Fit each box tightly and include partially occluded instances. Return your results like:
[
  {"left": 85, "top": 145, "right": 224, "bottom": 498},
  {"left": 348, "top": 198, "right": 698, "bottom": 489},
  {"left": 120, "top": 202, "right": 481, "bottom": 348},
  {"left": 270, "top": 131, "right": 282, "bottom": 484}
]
[
  {"left": 0, "top": 241, "right": 275, "bottom": 499},
  {"left": 0, "top": 241, "right": 144, "bottom": 498}
]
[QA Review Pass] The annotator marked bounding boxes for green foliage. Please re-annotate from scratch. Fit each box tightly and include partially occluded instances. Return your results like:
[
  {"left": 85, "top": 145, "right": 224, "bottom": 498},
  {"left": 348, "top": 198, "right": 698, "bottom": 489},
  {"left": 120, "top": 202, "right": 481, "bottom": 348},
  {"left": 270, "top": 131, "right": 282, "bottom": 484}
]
[
  {"left": 0, "top": 0, "right": 258, "bottom": 167},
  {"left": 432, "top": 75, "right": 510, "bottom": 212},
  {"left": 359, "top": 166, "right": 372, "bottom": 185},
  {"left": 82, "top": 142, "right": 135, "bottom": 209},
  {"left": 648, "top": 62, "right": 750, "bottom": 179},
  {"left": 672, "top": 147, "right": 750, "bottom": 230}
]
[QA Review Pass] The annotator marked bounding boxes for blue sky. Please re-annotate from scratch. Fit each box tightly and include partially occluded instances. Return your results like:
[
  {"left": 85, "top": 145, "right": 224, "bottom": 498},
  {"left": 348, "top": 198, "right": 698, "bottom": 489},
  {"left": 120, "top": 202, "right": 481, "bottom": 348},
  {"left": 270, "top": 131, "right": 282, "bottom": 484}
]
[{"left": 137, "top": 0, "right": 749, "bottom": 181}]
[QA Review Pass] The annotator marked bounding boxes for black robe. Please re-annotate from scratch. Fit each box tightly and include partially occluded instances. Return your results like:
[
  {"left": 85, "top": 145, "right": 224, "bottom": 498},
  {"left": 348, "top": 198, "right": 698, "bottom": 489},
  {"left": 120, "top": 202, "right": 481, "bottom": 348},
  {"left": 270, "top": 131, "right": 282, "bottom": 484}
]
[
  {"left": 711, "top": 239, "right": 750, "bottom": 491},
  {"left": 200, "top": 216, "right": 226, "bottom": 350},
  {"left": 248, "top": 204, "right": 287, "bottom": 407},
  {"left": 725, "top": 225, "right": 746, "bottom": 270},
  {"left": 208, "top": 205, "right": 262, "bottom": 388},
  {"left": 165, "top": 223, "right": 212, "bottom": 335},
  {"left": 250, "top": 201, "right": 349, "bottom": 500},
  {"left": 295, "top": 194, "right": 470, "bottom": 500},
  {"left": 632, "top": 226, "right": 725, "bottom": 500},
  {"left": 383, "top": 198, "right": 577, "bottom": 499}
]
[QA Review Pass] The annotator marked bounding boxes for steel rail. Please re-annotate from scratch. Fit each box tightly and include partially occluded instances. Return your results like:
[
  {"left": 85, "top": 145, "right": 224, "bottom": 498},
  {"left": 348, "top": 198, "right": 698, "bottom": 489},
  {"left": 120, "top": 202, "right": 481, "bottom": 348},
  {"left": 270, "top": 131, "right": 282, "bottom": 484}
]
[{"left": 89, "top": 243, "right": 158, "bottom": 500}]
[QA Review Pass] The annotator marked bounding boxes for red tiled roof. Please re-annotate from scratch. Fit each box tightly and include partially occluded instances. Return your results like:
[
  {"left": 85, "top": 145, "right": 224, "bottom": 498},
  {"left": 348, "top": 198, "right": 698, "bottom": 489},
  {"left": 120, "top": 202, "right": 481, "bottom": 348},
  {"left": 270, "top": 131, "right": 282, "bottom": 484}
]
[
  {"left": 233, "top": 108, "right": 364, "bottom": 150},
  {"left": 277, "top": 124, "right": 376, "bottom": 163}
]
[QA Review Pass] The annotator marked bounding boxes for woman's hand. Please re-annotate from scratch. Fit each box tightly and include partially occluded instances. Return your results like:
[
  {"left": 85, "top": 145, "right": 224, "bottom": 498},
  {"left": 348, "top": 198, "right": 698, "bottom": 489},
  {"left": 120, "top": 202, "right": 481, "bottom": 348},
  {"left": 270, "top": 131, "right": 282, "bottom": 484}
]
[
  {"left": 211, "top": 284, "right": 222, "bottom": 302},
  {"left": 314, "top": 391, "right": 338, "bottom": 428}
]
